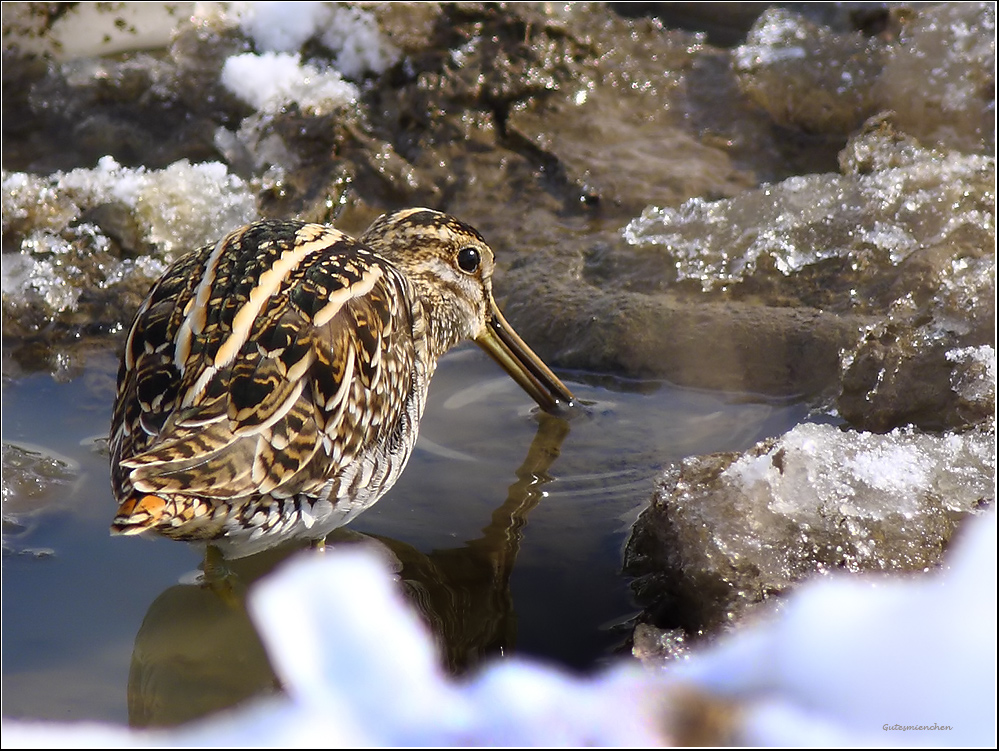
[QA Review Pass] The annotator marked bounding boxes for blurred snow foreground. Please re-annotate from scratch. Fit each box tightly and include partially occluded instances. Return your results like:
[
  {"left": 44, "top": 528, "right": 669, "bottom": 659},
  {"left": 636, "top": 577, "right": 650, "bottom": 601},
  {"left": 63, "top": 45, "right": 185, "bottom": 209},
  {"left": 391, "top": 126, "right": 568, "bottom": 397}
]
[{"left": 5, "top": 512, "right": 996, "bottom": 747}]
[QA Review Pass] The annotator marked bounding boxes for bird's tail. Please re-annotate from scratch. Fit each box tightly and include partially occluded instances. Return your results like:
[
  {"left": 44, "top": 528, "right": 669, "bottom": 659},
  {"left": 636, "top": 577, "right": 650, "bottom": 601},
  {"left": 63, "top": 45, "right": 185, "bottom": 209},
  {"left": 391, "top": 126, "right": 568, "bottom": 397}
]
[{"left": 110, "top": 493, "right": 170, "bottom": 535}]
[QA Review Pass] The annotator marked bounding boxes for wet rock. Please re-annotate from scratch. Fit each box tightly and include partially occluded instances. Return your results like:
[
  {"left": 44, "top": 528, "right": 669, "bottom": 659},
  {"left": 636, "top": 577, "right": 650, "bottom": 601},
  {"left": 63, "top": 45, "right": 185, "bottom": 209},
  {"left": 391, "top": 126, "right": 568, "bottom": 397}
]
[
  {"left": 1, "top": 29, "right": 248, "bottom": 173},
  {"left": 839, "top": 327, "right": 996, "bottom": 433},
  {"left": 733, "top": 7, "right": 889, "bottom": 135},
  {"left": 876, "top": 2, "right": 996, "bottom": 154},
  {"left": 734, "top": 3, "right": 995, "bottom": 153},
  {"left": 624, "top": 420, "right": 996, "bottom": 639}
]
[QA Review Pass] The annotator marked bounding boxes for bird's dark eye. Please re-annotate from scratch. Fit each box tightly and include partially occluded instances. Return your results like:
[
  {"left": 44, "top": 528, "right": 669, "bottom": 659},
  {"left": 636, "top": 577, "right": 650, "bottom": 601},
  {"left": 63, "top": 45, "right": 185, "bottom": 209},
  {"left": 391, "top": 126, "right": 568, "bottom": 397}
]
[{"left": 456, "top": 246, "right": 481, "bottom": 273}]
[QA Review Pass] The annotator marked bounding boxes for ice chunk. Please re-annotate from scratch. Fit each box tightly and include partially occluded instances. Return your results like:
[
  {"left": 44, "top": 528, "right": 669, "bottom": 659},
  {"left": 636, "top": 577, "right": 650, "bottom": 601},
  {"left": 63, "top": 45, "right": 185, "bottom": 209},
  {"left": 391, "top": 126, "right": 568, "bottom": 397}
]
[
  {"left": 732, "top": 7, "right": 884, "bottom": 134},
  {"left": 947, "top": 344, "right": 997, "bottom": 412},
  {"left": 623, "top": 132, "right": 994, "bottom": 294},
  {"left": 2, "top": 158, "right": 256, "bottom": 336},
  {"left": 622, "top": 176, "right": 860, "bottom": 288},
  {"left": 877, "top": 2, "right": 996, "bottom": 153},
  {"left": 625, "top": 420, "right": 996, "bottom": 632}
]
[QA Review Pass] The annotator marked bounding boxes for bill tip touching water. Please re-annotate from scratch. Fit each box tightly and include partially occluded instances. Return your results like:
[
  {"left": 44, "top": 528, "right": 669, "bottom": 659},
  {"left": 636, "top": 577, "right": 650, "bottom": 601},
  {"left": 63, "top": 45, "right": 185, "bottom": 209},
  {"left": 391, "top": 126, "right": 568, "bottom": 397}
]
[{"left": 108, "top": 208, "right": 575, "bottom": 557}]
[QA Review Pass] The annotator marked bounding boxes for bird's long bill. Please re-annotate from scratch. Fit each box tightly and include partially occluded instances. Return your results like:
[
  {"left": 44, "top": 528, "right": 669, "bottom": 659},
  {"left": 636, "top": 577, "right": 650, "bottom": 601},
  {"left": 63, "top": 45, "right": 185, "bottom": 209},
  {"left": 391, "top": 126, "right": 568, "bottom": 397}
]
[{"left": 474, "top": 301, "right": 575, "bottom": 413}]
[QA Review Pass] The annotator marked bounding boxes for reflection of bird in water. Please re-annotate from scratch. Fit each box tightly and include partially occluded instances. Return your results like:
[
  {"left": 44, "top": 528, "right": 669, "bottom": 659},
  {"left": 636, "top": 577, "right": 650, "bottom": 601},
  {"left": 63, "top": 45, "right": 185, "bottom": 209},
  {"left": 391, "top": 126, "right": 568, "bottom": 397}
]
[
  {"left": 126, "top": 410, "right": 572, "bottom": 727},
  {"left": 109, "top": 209, "right": 574, "bottom": 557},
  {"left": 389, "top": 411, "right": 571, "bottom": 672}
]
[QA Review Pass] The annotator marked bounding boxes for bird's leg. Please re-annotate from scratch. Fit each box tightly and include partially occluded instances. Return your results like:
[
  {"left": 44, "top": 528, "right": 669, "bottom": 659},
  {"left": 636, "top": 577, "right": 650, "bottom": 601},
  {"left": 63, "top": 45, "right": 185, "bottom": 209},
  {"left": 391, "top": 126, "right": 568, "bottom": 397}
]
[
  {"left": 310, "top": 536, "right": 327, "bottom": 554},
  {"left": 199, "top": 544, "right": 242, "bottom": 607},
  {"left": 202, "top": 543, "right": 232, "bottom": 578}
]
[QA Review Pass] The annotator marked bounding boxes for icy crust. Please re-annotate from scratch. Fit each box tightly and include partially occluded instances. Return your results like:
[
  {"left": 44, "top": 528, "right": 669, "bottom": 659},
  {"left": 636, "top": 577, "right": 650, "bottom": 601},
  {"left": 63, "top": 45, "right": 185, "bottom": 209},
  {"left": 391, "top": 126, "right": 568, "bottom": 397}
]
[
  {"left": 4, "top": 512, "right": 995, "bottom": 745},
  {"left": 0, "top": 2, "right": 194, "bottom": 60},
  {"left": 724, "top": 423, "right": 994, "bottom": 537},
  {"left": 623, "top": 131, "right": 995, "bottom": 295},
  {"left": 2, "top": 158, "right": 256, "bottom": 335},
  {"left": 625, "top": 419, "right": 996, "bottom": 632},
  {"left": 732, "top": 4, "right": 995, "bottom": 151}
]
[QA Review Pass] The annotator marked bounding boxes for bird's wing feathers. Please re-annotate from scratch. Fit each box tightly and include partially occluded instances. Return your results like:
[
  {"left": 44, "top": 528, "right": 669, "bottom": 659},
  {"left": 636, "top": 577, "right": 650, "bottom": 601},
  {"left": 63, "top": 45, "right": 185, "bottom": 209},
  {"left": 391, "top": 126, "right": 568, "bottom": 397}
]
[{"left": 111, "top": 221, "right": 416, "bottom": 502}]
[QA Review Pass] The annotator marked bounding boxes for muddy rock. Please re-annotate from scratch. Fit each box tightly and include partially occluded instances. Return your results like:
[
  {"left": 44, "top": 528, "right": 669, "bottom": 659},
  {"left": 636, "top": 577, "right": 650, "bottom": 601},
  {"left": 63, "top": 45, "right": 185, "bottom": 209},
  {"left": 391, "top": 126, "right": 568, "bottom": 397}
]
[{"left": 501, "top": 277, "right": 867, "bottom": 396}]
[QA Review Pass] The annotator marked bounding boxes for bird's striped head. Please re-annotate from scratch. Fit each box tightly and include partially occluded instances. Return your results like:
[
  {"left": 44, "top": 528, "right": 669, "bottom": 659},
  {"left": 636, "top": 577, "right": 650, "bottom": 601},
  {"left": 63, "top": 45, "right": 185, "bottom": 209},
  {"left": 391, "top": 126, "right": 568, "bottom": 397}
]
[{"left": 361, "top": 208, "right": 574, "bottom": 412}]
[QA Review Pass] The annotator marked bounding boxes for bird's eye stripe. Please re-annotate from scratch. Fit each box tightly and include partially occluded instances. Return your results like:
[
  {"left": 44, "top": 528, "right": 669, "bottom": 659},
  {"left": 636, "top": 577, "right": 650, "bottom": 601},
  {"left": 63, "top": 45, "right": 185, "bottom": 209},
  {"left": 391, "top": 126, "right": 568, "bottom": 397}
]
[{"left": 456, "top": 247, "right": 480, "bottom": 273}]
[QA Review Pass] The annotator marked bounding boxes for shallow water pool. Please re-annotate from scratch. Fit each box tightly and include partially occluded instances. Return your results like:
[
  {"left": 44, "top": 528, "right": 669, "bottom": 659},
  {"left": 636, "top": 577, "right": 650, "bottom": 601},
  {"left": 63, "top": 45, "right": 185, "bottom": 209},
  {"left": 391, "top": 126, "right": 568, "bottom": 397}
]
[{"left": 2, "top": 341, "right": 809, "bottom": 726}]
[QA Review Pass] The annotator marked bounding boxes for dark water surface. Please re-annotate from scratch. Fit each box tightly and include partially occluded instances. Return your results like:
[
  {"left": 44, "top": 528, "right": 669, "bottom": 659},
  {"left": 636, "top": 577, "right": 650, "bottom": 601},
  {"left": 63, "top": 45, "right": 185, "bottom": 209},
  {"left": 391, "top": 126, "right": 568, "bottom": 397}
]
[{"left": 2, "top": 342, "right": 809, "bottom": 726}]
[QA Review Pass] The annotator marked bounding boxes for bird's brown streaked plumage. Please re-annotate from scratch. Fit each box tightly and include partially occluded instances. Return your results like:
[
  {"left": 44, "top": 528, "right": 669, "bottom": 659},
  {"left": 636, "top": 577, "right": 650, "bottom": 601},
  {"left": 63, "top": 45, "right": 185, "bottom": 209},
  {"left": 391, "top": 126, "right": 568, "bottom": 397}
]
[{"left": 109, "top": 209, "right": 574, "bottom": 557}]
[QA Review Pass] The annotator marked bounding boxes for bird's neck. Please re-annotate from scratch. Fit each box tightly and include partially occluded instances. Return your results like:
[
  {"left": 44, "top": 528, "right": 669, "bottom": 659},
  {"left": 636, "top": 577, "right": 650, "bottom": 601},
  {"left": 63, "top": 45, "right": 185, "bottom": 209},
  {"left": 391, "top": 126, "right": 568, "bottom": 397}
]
[{"left": 409, "top": 289, "right": 465, "bottom": 367}]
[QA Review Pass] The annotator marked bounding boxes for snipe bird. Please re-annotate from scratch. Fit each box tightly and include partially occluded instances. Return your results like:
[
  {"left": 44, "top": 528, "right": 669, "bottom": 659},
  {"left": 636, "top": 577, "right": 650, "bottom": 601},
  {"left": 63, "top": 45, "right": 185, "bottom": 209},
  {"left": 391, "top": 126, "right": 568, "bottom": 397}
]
[{"left": 109, "top": 209, "right": 574, "bottom": 557}]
